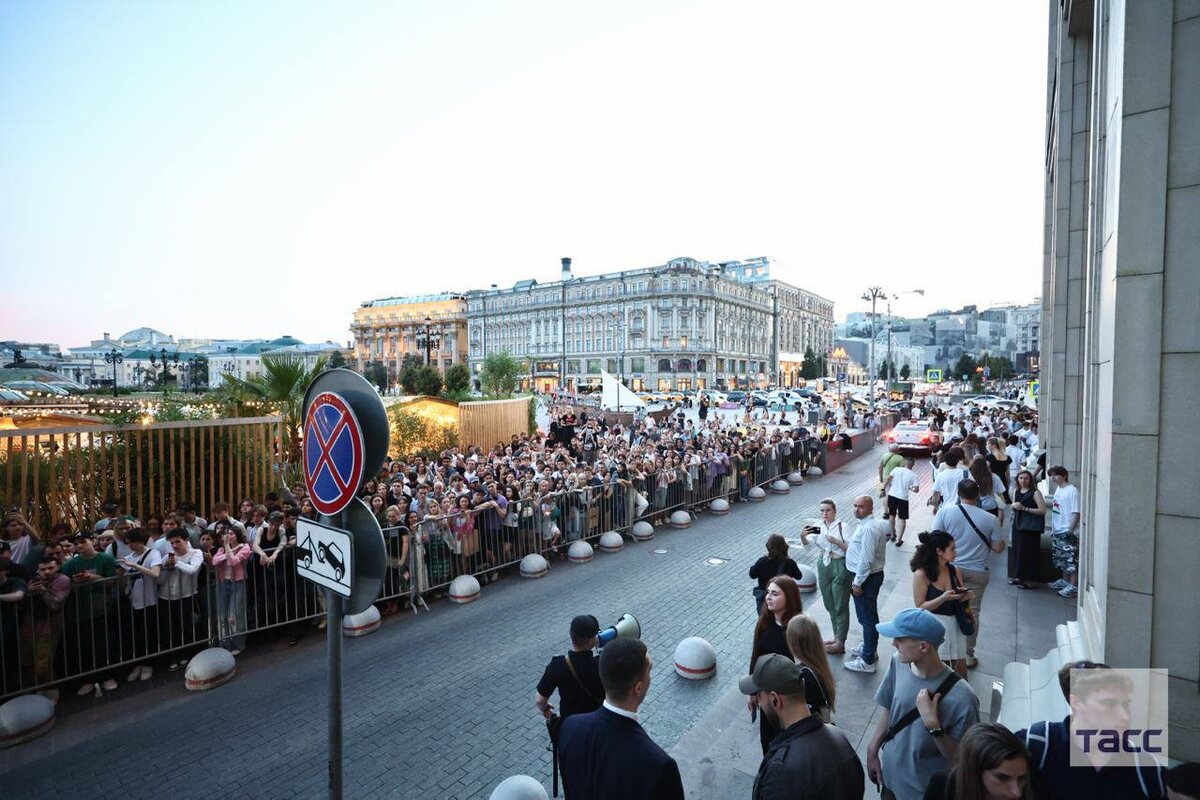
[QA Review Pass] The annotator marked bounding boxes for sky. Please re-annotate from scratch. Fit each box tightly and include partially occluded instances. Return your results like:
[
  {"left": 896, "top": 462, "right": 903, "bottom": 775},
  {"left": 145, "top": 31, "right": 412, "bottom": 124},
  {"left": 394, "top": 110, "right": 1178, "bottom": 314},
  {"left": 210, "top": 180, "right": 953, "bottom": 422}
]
[{"left": 1, "top": 1, "right": 1049, "bottom": 349}]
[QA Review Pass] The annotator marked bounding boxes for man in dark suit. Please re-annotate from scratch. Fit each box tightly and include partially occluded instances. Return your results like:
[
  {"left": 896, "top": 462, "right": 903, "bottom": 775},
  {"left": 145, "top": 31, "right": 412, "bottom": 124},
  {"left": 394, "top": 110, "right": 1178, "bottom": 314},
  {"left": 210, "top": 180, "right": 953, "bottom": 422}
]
[{"left": 558, "top": 637, "right": 685, "bottom": 800}]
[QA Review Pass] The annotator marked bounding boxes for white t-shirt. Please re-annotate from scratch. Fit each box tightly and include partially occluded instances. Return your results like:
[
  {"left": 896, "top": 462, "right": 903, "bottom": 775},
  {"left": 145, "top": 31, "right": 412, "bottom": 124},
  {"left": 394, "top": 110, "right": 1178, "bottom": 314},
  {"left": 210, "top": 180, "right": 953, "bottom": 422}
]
[
  {"left": 1004, "top": 445, "right": 1024, "bottom": 476},
  {"left": 123, "top": 548, "right": 163, "bottom": 610},
  {"left": 933, "top": 467, "right": 971, "bottom": 504},
  {"left": 887, "top": 466, "right": 919, "bottom": 499},
  {"left": 1051, "top": 483, "right": 1079, "bottom": 533}
]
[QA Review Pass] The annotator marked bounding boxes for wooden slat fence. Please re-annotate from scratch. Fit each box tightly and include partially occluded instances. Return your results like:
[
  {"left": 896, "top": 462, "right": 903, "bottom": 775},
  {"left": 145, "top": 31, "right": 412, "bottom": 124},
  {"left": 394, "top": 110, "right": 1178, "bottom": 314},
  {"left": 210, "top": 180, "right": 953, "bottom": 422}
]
[
  {"left": 0, "top": 416, "right": 284, "bottom": 532},
  {"left": 457, "top": 397, "right": 532, "bottom": 450}
]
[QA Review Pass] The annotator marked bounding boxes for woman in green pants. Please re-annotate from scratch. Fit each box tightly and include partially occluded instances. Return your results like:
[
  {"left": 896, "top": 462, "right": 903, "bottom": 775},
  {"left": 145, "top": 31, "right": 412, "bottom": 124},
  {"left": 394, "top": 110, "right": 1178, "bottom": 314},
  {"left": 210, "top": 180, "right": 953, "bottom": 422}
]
[{"left": 799, "top": 498, "right": 852, "bottom": 654}]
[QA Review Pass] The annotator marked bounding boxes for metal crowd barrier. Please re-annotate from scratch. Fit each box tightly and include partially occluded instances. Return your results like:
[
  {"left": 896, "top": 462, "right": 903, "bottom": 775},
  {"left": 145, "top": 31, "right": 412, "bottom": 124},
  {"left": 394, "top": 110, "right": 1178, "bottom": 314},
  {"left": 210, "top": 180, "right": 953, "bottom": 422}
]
[{"left": 0, "top": 448, "right": 822, "bottom": 700}]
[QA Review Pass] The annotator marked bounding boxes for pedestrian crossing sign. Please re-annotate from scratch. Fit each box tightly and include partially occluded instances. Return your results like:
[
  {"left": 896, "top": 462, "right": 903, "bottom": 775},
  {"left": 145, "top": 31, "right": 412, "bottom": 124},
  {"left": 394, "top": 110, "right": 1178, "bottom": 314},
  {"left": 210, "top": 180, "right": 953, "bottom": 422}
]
[
  {"left": 926, "top": 368, "right": 942, "bottom": 383},
  {"left": 1029, "top": 380, "right": 1040, "bottom": 398}
]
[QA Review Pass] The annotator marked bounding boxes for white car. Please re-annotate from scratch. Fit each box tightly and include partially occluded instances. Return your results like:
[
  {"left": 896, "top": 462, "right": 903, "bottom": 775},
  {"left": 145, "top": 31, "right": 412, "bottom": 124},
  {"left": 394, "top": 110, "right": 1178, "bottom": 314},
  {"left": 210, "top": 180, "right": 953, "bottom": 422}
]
[
  {"left": 700, "top": 390, "right": 728, "bottom": 405},
  {"left": 885, "top": 422, "right": 940, "bottom": 454}
]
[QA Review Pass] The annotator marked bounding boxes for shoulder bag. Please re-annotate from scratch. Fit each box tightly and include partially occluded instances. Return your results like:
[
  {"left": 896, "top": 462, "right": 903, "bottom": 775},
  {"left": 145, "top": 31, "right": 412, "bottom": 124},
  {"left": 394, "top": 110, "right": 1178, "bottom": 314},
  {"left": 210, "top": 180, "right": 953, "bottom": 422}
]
[
  {"left": 948, "top": 565, "right": 975, "bottom": 636},
  {"left": 880, "top": 671, "right": 961, "bottom": 746}
]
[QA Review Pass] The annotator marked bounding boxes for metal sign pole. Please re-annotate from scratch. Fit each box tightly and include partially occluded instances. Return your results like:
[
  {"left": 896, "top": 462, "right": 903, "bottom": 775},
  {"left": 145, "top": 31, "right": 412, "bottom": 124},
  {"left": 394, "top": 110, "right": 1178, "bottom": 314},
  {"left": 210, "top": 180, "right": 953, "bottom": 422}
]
[{"left": 328, "top": 586, "right": 344, "bottom": 799}]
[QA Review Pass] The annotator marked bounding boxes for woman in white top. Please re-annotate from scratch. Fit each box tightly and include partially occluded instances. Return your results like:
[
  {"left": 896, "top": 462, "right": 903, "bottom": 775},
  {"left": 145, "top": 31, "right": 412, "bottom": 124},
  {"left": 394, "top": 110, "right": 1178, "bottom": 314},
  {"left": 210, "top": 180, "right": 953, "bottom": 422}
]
[
  {"left": 799, "top": 498, "right": 852, "bottom": 654},
  {"left": 120, "top": 527, "right": 162, "bottom": 681}
]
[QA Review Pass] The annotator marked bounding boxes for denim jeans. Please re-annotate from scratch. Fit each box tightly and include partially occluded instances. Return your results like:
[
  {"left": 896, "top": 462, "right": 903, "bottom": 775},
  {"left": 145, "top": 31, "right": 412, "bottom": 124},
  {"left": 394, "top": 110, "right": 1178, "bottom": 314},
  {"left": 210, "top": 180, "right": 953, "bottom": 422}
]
[
  {"left": 852, "top": 570, "right": 885, "bottom": 663},
  {"left": 217, "top": 580, "right": 247, "bottom": 651}
]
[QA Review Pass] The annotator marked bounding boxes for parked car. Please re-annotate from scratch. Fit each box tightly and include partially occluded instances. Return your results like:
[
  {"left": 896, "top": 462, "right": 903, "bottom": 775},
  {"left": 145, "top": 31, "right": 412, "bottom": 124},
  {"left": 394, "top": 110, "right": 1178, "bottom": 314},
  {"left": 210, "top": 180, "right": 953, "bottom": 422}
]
[
  {"left": 726, "top": 391, "right": 747, "bottom": 404},
  {"left": 699, "top": 390, "right": 728, "bottom": 405}
]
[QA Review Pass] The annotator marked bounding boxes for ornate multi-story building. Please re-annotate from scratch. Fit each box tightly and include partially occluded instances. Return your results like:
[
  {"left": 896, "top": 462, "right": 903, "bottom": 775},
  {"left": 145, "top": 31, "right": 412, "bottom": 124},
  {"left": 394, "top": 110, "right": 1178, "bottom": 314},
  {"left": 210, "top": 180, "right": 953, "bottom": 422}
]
[
  {"left": 350, "top": 293, "right": 468, "bottom": 385},
  {"left": 465, "top": 256, "right": 833, "bottom": 393}
]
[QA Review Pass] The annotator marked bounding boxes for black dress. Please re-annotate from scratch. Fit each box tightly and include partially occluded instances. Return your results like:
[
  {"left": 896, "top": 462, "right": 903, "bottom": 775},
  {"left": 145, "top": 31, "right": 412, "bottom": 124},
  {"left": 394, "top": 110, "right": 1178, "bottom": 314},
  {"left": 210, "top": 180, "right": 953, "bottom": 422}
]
[
  {"left": 751, "top": 618, "right": 791, "bottom": 754},
  {"left": 1011, "top": 488, "right": 1043, "bottom": 582}
]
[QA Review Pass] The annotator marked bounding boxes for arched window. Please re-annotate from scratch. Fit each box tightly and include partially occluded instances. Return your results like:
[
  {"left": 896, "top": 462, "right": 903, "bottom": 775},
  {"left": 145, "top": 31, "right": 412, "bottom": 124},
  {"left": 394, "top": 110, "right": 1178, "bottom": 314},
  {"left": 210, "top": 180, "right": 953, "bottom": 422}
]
[
  {"left": 696, "top": 359, "right": 707, "bottom": 372},
  {"left": 677, "top": 358, "right": 692, "bottom": 372},
  {"left": 658, "top": 359, "right": 672, "bottom": 372}
]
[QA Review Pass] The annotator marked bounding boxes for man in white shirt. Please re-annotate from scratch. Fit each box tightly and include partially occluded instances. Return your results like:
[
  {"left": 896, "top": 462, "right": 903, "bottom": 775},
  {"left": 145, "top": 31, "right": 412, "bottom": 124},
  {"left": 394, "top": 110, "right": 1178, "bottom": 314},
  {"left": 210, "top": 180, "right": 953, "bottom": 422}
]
[
  {"left": 1004, "top": 435, "right": 1025, "bottom": 482},
  {"left": 1047, "top": 465, "right": 1080, "bottom": 598},
  {"left": 157, "top": 529, "right": 205, "bottom": 672},
  {"left": 883, "top": 456, "right": 920, "bottom": 547},
  {"left": 843, "top": 496, "right": 890, "bottom": 674},
  {"left": 930, "top": 447, "right": 970, "bottom": 511},
  {"left": 932, "top": 479, "right": 1005, "bottom": 670}
]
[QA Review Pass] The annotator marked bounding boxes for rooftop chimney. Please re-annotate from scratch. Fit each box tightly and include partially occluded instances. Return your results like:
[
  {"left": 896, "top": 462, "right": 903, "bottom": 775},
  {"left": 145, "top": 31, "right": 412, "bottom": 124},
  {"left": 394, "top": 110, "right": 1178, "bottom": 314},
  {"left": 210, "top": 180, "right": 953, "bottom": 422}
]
[
  {"left": 103, "top": 332, "right": 110, "bottom": 341},
  {"left": 561, "top": 257, "right": 573, "bottom": 281},
  {"left": 491, "top": 284, "right": 498, "bottom": 290}
]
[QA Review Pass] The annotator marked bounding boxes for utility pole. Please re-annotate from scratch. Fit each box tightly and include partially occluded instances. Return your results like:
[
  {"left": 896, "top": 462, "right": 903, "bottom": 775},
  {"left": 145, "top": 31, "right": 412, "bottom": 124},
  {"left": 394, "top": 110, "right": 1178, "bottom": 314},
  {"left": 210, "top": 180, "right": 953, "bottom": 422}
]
[{"left": 862, "top": 287, "right": 885, "bottom": 413}]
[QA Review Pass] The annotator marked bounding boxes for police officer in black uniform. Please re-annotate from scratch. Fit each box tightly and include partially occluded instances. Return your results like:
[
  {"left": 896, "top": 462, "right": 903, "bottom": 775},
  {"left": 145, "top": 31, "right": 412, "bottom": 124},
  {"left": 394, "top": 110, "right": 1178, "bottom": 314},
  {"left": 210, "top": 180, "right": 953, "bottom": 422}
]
[
  {"left": 536, "top": 615, "right": 604, "bottom": 722},
  {"left": 536, "top": 615, "right": 605, "bottom": 795}
]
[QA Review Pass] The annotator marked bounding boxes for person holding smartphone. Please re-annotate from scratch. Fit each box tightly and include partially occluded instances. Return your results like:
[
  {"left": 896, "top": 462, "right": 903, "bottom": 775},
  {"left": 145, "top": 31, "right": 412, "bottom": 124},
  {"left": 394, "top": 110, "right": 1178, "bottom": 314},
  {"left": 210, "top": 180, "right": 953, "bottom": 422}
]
[{"left": 910, "top": 531, "right": 974, "bottom": 678}]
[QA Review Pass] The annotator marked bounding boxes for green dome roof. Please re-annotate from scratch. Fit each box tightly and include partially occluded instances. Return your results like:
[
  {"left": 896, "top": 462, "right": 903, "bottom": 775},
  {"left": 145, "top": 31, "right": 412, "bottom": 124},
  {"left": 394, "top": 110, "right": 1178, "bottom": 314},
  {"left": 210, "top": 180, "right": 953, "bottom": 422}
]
[{"left": 268, "top": 335, "right": 303, "bottom": 347}]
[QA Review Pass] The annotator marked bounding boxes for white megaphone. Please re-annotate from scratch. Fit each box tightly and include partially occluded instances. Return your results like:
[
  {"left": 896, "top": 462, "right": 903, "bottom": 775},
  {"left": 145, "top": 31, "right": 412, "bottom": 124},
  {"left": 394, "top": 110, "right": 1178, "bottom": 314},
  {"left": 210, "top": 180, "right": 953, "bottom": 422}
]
[{"left": 597, "top": 614, "right": 641, "bottom": 647}]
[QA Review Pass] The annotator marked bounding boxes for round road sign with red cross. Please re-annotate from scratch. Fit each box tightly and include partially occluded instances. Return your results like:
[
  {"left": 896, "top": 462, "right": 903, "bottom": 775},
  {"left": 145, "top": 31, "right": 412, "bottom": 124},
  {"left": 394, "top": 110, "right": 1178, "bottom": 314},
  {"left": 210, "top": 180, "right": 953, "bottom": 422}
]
[{"left": 303, "top": 391, "right": 365, "bottom": 517}]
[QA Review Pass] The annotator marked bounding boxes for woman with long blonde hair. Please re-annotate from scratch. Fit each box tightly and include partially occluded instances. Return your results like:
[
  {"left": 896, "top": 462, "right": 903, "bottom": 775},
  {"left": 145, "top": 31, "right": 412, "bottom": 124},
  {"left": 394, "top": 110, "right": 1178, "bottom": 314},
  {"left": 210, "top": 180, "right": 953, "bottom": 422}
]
[{"left": 784, "top": 614, "right": 836, "bottom": 722}]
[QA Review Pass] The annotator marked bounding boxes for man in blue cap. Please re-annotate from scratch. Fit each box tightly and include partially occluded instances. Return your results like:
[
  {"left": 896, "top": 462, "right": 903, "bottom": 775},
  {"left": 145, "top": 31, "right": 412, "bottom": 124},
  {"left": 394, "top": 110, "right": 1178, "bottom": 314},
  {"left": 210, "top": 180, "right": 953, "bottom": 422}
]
[{"left": 866, "top": 608, "right": 980, "bottom": 800}]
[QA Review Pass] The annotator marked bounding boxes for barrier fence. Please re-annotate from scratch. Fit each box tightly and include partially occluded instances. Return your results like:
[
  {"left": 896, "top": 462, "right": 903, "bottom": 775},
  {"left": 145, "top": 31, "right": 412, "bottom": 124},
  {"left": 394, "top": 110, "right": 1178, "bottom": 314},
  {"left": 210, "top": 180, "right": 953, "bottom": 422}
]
[{"left": 0, "top": 441, "right": 835, "bottom": 701}]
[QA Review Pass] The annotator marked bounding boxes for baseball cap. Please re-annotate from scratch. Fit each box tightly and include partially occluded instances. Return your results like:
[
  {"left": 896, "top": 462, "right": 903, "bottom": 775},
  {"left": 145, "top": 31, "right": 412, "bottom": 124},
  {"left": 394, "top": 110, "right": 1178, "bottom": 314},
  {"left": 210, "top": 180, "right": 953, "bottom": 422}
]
[
  {"left": 739, "top": 654, "right": 807, "bottom": 696},
  {"left": 877, "top": 608, "right": 945, "bottom": 646},
  {"left": 569, "top": 614, "right": 600, "bottom": 640}
]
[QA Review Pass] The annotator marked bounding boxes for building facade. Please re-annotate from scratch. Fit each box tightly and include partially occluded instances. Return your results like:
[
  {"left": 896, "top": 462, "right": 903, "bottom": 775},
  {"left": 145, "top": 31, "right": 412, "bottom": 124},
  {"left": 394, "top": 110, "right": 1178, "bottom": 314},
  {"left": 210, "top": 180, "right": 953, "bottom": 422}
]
[
  {"left": 350, "top": 293, "right": 469, "bottom": 385},
  {"left": 465, "top": 256, "right": 834, "bottom": 393},
  {"left": 1040, "top": 0, "right": 1198, "bottom": 759}
]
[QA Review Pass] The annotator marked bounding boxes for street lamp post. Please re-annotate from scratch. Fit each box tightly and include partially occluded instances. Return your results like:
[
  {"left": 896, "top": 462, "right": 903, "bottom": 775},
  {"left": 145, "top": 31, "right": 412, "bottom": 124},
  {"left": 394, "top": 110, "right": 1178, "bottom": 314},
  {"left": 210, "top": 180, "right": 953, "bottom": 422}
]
[
  {"left": 104, "top": 348, "right": 123, "bottom": 397},
  {"left": 417, "top": 316, "right": 443, "bottom": 368},
  {"left": 861, "top": 287, "right": 887, "bottom": 414},
  {"left": 615, "top": 316, "right": 626, "bottom": 415},
  {"left": 148, "top": 348, "right": 180, "bottom": 387}
]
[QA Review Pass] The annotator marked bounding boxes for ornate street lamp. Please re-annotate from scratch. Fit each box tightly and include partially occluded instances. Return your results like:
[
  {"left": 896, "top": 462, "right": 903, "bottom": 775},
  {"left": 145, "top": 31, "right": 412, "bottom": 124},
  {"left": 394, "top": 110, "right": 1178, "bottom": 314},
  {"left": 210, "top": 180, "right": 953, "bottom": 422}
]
[
  {"left": 104, "top": 348, "right": 123, "bottom": 397},
  {"left": 148, "top": 348, "right": 180, "bottom": 387},
  {"left": 416, "top": 316, "right": 443, "bottom": 367}
]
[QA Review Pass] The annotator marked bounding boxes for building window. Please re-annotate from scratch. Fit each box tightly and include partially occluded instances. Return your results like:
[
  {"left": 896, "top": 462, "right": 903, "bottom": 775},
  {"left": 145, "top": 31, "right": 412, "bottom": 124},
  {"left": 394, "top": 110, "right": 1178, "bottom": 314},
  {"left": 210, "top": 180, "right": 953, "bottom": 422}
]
[
  {"left": 567, "top": 360, "right": 580, "bottom": 373},
  {"left": 606, "top": 358, "right": 617, "bottom": 373},
  {"left": 658, "top": 358, "right": 672, "bottom": 372},
  {"left": 631, "top": 357, "right": 645, "bottom": 373},
  {"left": 587, "top": 359, "right": 601, "bottom": 373}
]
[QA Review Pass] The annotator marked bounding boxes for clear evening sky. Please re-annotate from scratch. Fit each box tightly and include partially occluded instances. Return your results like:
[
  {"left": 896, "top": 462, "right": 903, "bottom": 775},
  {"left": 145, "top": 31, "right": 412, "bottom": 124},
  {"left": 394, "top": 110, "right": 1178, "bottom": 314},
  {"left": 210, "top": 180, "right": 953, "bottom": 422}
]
[{"left": 1, "top": 1, "right": 1047, "bottom": 348}]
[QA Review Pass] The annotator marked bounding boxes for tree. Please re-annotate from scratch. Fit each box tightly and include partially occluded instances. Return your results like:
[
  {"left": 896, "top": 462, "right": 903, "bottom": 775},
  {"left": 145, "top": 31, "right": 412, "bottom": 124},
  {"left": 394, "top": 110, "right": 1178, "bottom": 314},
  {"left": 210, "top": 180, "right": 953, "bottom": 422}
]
[
  {"left": 953, "top": 354, "right": 976, "bottom": 381},
  {"left": 899, "top": 363, "right": 911, "bottom": 380},
  {"left": 363, "top": 361, "right": 389, "bottom": 392},
  {"left": 414, "top": 365, "right": 443, "bottom": 396},
  {"left": 444, "top": 363, "right": 471, "bottom": 394},
  {"left": 480, "top": 352, "right": 522, "bottom": 397},
  {"left": 800, "top": 346, "right": 819, "bottom": 380},
  {"left": 326, "top": 350, "right": 347, "bottom": 370},
  {"left": 214, "top": 353, "right": 328, "bottom": 482}
]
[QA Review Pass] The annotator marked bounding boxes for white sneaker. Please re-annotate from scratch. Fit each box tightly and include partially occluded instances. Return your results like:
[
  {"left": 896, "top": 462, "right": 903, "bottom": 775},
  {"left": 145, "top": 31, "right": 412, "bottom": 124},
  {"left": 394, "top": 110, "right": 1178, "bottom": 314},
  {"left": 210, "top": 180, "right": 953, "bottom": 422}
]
[
  {"left": 1049, "top": 579, "right": 1069, "bottom": 590},
  {"left": 843, "top": 656, "right": 877, "bottom": 674},
  {"left": 77, "top": 683, "right": 96, "bottom": 697},
  {"left": 101, "top": 678, "right": 118, "bottom": 691},
  {"left": 140, "top": 666, "right": 153, "bottom": 681},
  {"left": 849, "top": 644, "right": 864, "bottom": 658},
  {"left": 127, "top": 667, "right": 143, "bottom": 683},
  {"left": 1058, "top": 585, "right": 1078, "bottom": 598}
]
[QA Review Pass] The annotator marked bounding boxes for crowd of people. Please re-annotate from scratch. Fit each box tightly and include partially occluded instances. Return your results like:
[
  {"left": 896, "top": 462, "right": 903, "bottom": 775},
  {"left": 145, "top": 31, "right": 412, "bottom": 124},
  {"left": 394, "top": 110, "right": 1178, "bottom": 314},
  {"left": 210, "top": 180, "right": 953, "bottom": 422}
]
[{"left": 0, "top": 395, "right": 846, "bottom": 704}]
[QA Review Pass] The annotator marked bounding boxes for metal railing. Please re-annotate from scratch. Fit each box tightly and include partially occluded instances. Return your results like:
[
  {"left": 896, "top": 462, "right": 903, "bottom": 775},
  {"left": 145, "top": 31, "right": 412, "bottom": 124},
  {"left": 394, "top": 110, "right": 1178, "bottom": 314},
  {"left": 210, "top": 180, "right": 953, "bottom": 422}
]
[{"left": 0, "top": 446, "right": 828, "bottom": 701}]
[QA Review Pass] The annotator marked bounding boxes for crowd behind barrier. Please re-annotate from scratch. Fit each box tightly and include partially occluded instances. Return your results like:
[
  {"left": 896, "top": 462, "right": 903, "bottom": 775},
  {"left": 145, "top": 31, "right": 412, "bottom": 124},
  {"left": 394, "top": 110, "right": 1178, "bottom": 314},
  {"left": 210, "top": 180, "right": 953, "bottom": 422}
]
[{"left": 0, "top": 396, "right": 872, "bottom": 702}]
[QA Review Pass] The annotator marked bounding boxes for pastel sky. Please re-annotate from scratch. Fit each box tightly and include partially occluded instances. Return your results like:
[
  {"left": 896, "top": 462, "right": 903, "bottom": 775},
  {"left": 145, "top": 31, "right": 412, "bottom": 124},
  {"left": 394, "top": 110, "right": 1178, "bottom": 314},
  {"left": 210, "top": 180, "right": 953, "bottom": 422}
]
[{"left": 1, "top": 1, "right": 1048, "bottom": 349}]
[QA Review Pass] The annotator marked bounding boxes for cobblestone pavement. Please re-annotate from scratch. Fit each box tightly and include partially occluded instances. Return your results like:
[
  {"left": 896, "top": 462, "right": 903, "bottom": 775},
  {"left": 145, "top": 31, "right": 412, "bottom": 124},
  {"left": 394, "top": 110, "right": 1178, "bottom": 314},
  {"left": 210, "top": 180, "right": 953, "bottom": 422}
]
[{"left": 5, "top": 448, "right": 895, "bottom": 799}]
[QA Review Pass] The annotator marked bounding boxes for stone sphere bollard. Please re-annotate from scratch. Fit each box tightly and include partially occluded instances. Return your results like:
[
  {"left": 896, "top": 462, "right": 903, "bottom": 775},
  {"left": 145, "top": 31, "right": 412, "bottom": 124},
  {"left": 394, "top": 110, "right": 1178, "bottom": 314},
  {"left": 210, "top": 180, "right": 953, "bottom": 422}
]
[
  {"left": 342, "top": 605, "right": 382, "bottom": 637},
  {"left": 673, "top": 636, "right": 717, "bottom": 680},
  {"left": 631, "top": 521, "right": 655, "bottom": 541},
  {"left": 449, "top": 574, "right": 481, "bottom": 603},
  {"left": 808, "top": 466, "right": 823, "bottom": 477},
  {"left": 797, "top": 564, "right": 818, "bottom": 593},
  {"left": 519, "top": 553, "right": 549, "bottom": 579},
  {"left": 184, "top": 647, "right": 237, "bottom": 692},
  {"left": 787, "top": 471, "right": 805, "bottom": 485},
  {"left": 747, "top": 486, "right": 767, "bottom": 502},
  {"left": 770, "top": 479, "right": 790, "bottom": 495},
  {"left": 709, "top": 498, "right": 731, "bottom": 515},
  {"left": 0, "top": 694, "right": 55, "bottom": 748},
  {"left": 598, "top": 530, "right": 624, "bottom": 553},
  {"left": 669, "top": 510, "right": 692, "bottom": 528},
  {"left": 567, "top": 540, "right": 594, "bottom": 563},
  {"left": 489, "top": 775, "right": 549, "bottom": 800}
]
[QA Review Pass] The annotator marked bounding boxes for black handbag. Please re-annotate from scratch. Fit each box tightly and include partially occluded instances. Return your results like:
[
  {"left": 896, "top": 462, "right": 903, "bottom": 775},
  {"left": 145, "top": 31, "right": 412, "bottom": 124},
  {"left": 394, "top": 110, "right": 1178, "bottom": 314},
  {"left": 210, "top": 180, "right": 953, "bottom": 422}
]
[{"left": 949, "top": 566, "right": 975, "bottom": 636}]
